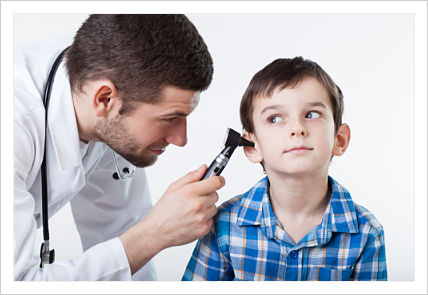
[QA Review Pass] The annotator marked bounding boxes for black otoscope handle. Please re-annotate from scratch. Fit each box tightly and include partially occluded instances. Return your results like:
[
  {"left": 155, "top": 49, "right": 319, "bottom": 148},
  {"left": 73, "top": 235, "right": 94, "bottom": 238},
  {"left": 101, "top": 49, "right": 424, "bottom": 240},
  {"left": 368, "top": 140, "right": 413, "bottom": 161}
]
[
  {"left": 201, "top": 146, "right": 235, "bottom": 180},
  {"left": 202, "top": 156, "right": 227, "bottom": 180}
]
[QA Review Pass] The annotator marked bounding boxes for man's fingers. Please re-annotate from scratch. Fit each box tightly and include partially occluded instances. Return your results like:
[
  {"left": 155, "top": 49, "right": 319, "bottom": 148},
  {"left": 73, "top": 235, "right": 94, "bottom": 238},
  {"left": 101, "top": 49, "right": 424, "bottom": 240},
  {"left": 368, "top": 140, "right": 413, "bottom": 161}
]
[
  {"left": 206, "top": 204, "right": 218, "bottom": 219},
  {"left": 188, "top": 175, "right": 225, "bottom": 196},
  {"left": 167, "top": 164, "right": 207, "bottom": 192},
  {"left": 199, "top": 192, "right": 219, "bottom": 208}
]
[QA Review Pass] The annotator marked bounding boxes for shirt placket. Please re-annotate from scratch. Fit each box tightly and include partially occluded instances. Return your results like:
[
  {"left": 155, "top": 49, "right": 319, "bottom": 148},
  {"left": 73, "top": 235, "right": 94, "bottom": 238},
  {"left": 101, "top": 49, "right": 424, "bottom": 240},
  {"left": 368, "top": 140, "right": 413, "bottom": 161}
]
[
  {"left": 274, "top": 225, "right": 300, "bottom": 280},
  {"left": 295, "top": 239, "right": 319, "bottom": 280},
  {"left": 284, "top": 248, "right": 299, "bottom": 280},
  {"left": 277, "top": 244, "right": 287, "bottom": 279},
  {"left": 275, "top": 224, "right": 321, "bottom": 280}
]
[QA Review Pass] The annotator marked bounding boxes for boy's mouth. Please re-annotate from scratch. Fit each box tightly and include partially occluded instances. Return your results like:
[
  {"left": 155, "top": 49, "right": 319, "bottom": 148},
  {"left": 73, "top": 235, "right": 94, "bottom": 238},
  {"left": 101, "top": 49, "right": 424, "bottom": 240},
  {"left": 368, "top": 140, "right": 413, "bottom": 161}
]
[{"left": 284, "top": 146, "right": 313, "bottom": 154}]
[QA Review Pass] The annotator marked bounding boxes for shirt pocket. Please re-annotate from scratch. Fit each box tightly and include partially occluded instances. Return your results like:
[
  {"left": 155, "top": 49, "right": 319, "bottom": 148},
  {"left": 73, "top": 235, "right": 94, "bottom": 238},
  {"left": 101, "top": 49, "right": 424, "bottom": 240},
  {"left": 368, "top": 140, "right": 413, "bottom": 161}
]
[{"left": 307, "top": 267, "right": 353, "bottom": 281}]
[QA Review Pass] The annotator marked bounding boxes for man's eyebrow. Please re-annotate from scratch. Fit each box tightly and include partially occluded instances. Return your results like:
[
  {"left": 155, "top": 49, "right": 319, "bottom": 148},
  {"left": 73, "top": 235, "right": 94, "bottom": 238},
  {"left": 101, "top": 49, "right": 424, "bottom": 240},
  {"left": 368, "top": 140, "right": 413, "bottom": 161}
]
[{"left": 161, "top": 111, "right": 190, "bottom": 117}]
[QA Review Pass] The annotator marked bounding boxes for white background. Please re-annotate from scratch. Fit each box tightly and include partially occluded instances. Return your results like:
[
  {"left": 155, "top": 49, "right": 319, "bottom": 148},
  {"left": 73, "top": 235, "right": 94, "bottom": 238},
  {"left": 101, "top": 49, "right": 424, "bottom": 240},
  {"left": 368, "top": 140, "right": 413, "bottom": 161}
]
[{"left": 8, "top": 5, "right": 421, "bottom": 287}]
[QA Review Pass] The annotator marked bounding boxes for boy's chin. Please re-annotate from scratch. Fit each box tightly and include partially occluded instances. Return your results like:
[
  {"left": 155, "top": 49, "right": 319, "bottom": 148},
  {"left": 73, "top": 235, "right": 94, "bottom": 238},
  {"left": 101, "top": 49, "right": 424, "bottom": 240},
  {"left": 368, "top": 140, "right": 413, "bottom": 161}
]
[
  {"left": 266, "top": 164, "right": 323, "bottom": 177},
  {"left": 270, "top": 170, "right": 313, "bottom": 177}
]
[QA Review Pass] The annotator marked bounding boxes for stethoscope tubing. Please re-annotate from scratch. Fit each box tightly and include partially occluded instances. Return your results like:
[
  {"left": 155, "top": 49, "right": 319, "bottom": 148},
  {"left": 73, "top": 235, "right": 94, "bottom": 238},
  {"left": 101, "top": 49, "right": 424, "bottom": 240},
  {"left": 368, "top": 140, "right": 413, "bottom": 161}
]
[{"left": 41, "top": 46, "right": 70, "bottom": 243}]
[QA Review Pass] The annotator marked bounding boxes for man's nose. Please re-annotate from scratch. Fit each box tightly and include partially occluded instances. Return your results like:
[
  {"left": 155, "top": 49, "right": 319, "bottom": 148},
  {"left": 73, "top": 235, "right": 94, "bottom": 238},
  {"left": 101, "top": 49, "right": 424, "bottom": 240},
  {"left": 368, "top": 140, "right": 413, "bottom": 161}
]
[{"left": 165, "top": 118, "right": 187, "bottom": 147}]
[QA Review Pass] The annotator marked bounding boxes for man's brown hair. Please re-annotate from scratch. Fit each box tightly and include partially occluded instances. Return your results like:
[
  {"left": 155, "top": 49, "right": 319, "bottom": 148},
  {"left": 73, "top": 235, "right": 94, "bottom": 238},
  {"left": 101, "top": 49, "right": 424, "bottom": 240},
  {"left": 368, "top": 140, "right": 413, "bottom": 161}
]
[{"left": 66, "top": 14, "right": 213, "bottom": 114}]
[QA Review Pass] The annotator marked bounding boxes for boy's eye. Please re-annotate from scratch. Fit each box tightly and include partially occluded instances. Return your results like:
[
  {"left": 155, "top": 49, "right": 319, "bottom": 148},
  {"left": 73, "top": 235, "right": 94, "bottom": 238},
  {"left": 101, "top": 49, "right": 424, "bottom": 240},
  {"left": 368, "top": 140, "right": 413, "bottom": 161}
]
[
  {"left": 268, "top": 115, "right": 283, "bottom": 124},
  {"left": 305, "top": 111, "right": 321, "bottom": 119}
]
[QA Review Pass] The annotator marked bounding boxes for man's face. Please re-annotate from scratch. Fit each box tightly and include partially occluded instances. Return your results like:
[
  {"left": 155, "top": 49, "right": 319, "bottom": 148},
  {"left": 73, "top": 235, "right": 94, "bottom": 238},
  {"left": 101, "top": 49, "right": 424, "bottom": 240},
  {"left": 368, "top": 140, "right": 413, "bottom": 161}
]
[
  {"left": 249, "top": 77, "right": 337, "bottom": 177},
  {"left": 93, "top": 85, "right": 200, "bottom": 167}
]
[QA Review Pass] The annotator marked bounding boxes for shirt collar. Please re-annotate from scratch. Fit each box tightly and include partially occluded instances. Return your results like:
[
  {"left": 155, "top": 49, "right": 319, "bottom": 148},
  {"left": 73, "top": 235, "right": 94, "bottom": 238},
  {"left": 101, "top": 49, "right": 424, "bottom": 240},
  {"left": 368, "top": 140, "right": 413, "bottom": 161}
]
[
  {"left": 318, "top": 176, "right": 359, "bottom": 239},
  {"left": 47, "top": 58, "right": 82, "bottom": 170},
  {"left": 236, "top": 176, "right": 277, "bottom": 239},
  {"left": 236, "top": 175, "right": 359, "bottom": 243}
]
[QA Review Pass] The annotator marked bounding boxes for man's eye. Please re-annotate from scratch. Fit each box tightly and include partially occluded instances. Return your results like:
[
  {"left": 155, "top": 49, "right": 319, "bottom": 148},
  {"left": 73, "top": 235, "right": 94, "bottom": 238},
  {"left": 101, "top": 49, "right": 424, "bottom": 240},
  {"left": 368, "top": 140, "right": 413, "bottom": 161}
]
[
  {"left": 305, "top": 111, "right": 321, "bottom": 119},
  {"left": 268, "top": 115, "right": 283, "bottom": 124},
  {"left": 163, "top": 117, "right": 176, "bottom": 124}
]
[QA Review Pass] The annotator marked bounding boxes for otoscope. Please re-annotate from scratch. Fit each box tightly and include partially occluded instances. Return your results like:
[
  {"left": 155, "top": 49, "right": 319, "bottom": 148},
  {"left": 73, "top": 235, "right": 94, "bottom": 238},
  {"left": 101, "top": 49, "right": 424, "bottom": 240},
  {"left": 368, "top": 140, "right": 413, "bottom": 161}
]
[{"left": 202, "top": 128, "right": 254, "bottom": 180}]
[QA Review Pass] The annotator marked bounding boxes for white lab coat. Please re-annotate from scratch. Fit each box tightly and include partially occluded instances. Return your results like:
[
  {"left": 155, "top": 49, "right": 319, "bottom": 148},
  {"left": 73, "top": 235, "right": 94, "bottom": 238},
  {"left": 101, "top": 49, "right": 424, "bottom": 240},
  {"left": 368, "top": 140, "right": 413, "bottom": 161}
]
[{"left": 14, "top": 40, "right": 157, "bottom": 280}]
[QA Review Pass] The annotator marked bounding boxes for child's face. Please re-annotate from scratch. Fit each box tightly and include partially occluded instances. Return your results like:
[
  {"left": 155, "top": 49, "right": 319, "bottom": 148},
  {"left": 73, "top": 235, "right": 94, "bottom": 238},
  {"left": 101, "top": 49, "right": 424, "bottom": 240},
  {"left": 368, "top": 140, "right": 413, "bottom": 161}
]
[{"left": 245, "top": 77, "right": 349, "bottom": 177}]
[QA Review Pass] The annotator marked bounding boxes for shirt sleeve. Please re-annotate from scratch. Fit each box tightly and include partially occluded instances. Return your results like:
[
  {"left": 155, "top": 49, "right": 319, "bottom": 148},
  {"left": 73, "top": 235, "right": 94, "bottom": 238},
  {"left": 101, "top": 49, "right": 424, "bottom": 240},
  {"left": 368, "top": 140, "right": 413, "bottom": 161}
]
[
  {"left": 351, "top": 228, "right": 388, "bottom": 280},
  {"left": 182, "top": 225, "right": 234, "bottom": 281}
]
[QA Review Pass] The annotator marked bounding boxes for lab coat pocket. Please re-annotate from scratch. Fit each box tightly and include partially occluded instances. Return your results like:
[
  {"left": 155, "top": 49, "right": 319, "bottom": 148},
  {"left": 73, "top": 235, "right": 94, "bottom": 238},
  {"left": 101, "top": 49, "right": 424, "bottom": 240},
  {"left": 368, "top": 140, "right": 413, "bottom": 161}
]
[{"left": 307, "top": 267, "right": 353, "bottom": 281}]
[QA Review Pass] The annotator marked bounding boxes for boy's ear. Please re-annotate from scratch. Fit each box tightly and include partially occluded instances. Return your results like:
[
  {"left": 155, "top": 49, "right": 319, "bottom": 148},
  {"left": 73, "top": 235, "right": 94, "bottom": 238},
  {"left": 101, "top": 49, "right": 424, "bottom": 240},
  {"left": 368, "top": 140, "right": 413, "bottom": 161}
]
[
  {"left": 90, "top": 79, "right": 120, "bottom": 118},
  {"left": 242, "top": 131, "right": 263, "bottom": 164},
  {"left": 332, "top": 123, "right": 351, "bottom": 156}
]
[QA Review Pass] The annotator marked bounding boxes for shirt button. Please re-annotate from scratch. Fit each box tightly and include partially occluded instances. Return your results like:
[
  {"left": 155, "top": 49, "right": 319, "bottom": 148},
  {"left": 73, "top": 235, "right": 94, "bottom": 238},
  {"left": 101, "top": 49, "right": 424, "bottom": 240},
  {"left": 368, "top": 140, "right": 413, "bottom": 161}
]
[{"left": 289, "top": 251, "right": 298, "bottom": 259}]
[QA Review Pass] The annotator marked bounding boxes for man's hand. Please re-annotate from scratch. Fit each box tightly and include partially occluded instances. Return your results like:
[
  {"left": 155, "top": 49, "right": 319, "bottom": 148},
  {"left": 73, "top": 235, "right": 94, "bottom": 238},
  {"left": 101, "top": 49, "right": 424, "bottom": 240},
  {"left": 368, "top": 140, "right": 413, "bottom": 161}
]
[
  {"left": 120, "top": 164, "right": 225, "bottom": 274},
  {"left": 146, "top": 164, "right": 225, "bottom": 248}
]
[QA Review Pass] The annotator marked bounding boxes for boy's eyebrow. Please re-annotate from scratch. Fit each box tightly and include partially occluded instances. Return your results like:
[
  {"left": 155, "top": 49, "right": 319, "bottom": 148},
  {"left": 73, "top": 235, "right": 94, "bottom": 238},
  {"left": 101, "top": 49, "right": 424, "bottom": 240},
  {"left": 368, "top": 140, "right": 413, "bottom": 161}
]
[
  {"left": 260, "top": 101, "right": 328, "bottom": 115},
  {"left": 260, "top": 105, "right": 283, "bottom": 115},
  {"left": 306, "top": 101, "right": 328, "bottom": 109}
]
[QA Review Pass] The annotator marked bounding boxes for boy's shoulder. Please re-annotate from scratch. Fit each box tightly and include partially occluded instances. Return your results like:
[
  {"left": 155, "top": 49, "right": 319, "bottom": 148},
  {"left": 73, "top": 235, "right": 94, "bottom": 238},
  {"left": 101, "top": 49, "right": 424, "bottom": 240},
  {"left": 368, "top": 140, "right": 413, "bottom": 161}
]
[
  {"left": 212, "top": 178, "right": 267, "bottom": 250},
  {"left": 330, "top": 176, "right": 384, "bottom": 235},
  {"left": 215, "top": 176, "right": 268, "bottom": 221},
  {"left": 214, "top": 194, "right": 246, "bottom": 227},
  {"left": 218, "top": 194, "right": 245, "bottom": 213},
  {"left": 354, "top": 202, "right": 384, "bottom": 235}
]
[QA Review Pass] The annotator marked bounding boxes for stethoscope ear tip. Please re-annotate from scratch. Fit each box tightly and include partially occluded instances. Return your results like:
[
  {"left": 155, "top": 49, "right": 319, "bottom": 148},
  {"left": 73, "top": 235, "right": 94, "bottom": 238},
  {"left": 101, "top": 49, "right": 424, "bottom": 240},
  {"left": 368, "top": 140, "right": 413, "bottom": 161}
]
[
  {"left": 112, "top": 168, "right": 134, "bottom": 180},
  {"left": 111, "top": 150, "right": 136, "bottom": 180}
]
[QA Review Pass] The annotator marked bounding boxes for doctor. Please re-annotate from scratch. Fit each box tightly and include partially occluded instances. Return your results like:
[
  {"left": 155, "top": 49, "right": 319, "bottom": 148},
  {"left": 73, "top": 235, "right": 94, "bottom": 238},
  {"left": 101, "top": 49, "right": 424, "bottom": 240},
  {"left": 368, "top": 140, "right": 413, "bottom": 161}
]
[{"left": 14, "top": 14, "right": 224, "bottom": 280}]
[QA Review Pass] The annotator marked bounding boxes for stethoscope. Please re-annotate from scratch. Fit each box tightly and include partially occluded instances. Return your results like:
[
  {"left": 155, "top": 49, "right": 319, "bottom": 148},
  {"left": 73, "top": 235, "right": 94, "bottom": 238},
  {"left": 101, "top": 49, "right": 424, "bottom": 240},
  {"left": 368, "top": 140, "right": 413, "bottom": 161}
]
[{"left": 39, "top": 47, "right": 135, "bottom": 267}]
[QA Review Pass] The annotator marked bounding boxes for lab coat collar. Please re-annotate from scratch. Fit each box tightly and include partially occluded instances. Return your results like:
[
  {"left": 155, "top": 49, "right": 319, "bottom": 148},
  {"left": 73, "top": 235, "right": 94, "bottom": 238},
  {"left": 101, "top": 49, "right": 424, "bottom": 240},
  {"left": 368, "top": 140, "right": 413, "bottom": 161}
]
[{"left": 47, "top": 60, "right": 82, "bottom": 171}]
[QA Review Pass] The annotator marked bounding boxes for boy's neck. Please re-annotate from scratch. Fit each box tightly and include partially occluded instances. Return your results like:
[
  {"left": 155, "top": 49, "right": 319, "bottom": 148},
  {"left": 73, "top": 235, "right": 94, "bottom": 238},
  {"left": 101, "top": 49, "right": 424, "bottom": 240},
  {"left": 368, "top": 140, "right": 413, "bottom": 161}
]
[{"left": 267, "top": 170, "right": 331, "bottom": 221}]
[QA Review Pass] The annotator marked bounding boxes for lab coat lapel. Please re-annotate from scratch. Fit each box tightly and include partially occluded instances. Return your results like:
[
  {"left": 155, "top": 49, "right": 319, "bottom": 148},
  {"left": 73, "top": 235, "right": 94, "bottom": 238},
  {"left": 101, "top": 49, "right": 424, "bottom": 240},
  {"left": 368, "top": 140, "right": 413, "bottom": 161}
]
[{"left": 46, "top": 60, "right": 85, "bottom": 190}]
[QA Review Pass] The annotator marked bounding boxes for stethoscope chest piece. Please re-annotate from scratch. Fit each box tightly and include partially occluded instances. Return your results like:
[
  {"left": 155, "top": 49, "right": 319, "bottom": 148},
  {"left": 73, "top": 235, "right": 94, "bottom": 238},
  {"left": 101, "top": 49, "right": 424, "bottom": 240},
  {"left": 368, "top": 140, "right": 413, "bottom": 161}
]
[{"left": 40, "top": 242, "right": 55, "bottom": 268}]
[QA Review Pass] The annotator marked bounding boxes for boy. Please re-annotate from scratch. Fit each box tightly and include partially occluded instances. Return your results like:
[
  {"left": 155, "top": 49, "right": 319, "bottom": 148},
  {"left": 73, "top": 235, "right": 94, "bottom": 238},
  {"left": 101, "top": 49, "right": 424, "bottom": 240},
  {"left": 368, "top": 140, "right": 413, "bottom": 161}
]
[{"left": 182, "top": 57, "right": 387, "bottom": 281}]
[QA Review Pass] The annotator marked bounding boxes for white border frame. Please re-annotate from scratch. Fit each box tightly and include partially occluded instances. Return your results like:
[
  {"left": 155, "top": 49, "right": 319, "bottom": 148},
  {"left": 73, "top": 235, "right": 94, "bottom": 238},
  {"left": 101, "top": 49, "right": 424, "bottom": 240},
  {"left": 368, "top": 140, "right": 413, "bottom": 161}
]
[{"left": 2, "top": 1, "right": 426, "bottom": 294}]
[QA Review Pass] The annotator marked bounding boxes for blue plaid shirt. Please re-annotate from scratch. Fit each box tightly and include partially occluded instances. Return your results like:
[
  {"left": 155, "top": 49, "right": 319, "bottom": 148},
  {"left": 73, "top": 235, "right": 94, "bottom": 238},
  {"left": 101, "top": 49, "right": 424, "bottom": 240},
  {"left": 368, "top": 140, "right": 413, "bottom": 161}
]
[{"left": 182, "top": 176, "right": 387, "bottom": 281}]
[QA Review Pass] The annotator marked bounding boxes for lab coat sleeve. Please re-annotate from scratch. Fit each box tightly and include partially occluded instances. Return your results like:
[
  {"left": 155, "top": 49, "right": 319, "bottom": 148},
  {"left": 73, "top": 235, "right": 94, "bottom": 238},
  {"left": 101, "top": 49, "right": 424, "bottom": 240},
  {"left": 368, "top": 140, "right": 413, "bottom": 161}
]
[
  {"left": 14, "top": 121, "right": 132, "bottom": 281},
  {"left": 70, "top": 149, "right": 157, "bottom": 280}
]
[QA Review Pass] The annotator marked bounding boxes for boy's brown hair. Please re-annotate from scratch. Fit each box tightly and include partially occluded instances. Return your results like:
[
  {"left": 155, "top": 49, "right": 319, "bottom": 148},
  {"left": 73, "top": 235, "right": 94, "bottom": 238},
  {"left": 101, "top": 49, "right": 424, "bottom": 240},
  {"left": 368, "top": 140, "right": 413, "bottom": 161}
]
[{"left": 240, "top": 57, "right": 343, "bottom": 134}]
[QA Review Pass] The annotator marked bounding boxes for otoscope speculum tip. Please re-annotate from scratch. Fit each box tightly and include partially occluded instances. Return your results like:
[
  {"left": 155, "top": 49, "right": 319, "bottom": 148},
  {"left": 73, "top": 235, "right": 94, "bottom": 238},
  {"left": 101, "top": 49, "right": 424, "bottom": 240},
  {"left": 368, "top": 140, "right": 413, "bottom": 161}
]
[
  {"left": 239, "top": 137, "right": 254, "bottom": 147},
  {"left": 224, "top": 128, "right": 254, "bottom": 148}
]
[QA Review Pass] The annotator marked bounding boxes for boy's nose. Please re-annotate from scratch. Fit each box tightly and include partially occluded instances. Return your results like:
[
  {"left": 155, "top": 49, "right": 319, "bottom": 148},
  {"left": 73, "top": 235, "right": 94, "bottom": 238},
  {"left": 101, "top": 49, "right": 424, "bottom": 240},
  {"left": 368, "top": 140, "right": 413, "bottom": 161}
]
[
  {"left": 291, "top": 130, "right": 306, "bottom": 137},
  {"left": 290, "top": 121, "right": 307, "bottom": 137}
]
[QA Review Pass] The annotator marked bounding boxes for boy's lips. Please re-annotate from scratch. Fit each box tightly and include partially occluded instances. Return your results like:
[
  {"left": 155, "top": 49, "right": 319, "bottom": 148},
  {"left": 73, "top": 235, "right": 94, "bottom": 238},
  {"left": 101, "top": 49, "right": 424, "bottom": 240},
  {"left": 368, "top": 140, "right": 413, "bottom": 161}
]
[{"left": 284, "top": 146, "right": 313, "bottom": 153}]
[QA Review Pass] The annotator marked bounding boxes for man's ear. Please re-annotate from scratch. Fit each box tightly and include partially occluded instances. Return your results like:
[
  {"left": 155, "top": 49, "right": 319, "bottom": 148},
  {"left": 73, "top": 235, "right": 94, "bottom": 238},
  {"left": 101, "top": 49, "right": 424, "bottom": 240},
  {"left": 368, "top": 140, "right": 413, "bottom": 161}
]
[
  {"left": 242, "top": 131, "right": 263, "bottom": 164},
  {"left": 90, "top": 79, "right": 120, "bottom": 118},
  {"left": 332, "top": 123, "right": 351, "bottom": 156}
]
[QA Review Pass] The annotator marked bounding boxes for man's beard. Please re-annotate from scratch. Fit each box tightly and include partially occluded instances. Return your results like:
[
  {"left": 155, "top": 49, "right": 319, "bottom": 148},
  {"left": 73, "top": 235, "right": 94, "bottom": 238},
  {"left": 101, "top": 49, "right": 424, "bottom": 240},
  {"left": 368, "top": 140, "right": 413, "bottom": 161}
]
[{"left": 91, "top": 116, "right": 157, "bottom": 168}]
